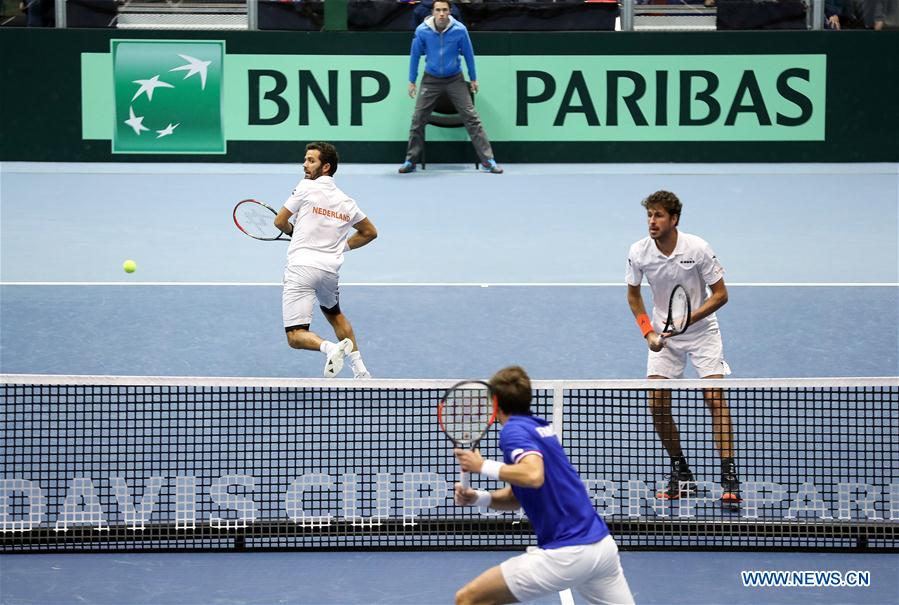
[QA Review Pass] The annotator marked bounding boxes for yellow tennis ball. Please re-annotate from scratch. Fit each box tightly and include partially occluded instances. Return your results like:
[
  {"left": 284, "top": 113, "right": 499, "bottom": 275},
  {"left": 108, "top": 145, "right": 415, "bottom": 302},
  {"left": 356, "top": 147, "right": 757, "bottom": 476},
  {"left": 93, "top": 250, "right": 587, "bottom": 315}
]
[{"left": 123, "top": 260, "right": 137, "bottom": 274}]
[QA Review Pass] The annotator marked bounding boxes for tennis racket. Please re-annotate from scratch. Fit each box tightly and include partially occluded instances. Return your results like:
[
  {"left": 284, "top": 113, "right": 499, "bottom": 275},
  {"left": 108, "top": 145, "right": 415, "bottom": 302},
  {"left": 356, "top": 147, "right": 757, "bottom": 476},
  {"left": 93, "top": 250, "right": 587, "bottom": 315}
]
[
  {"left": 662, "top": 284, "right": 692, "bottom": 338},
  {"left": 233, "top": 199, "right": 289, "bottom": 241},
  {"left": 437, "top": 380, "right": 497, "bottom": 488}
]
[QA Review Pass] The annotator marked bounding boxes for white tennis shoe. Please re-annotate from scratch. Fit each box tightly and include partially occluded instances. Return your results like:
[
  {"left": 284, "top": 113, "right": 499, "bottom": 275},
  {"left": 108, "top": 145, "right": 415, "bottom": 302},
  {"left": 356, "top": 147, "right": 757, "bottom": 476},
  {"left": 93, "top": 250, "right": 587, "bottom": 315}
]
[
  {"left": 324, "top": 338, "right": 353, "bottom": 378},
  {"left": 353, "top": 369, "right": 372, "bottom": 379}
]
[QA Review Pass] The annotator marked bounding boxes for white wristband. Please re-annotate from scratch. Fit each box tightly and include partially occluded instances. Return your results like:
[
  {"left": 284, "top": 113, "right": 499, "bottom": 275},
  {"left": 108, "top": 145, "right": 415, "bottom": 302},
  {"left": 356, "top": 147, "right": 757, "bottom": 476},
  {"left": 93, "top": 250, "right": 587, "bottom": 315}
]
[
  {"left": 473, "top": 490, "right": 492, "bottom": 508},
  {"left": 480, "top": 459, "right": 504, "bottom": 480}
]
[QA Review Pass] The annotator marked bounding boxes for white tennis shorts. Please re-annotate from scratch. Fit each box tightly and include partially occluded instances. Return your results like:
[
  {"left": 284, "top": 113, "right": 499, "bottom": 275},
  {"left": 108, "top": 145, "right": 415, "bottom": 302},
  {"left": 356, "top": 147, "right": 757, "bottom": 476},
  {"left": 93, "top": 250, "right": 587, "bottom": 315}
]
[
  {"left": 500, "top": 535, "right": 634, "bottom": 605},
  {"left": 647, "top": 325, "right": 731, "bottom": 378},
  {"left": 282, "top": 265, "right": 339, "bottom": 328}
]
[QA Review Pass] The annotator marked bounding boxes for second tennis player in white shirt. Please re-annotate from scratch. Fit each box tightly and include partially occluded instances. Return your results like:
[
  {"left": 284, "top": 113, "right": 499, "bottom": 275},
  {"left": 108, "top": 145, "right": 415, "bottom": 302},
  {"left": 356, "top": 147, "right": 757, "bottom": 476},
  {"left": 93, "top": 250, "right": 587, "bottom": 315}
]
[
  {"left": 625, "top": 190, "right": 741, "bottom": 509},
  {"left": 274, "top": 142, "right": 378, "bottom": 379}
]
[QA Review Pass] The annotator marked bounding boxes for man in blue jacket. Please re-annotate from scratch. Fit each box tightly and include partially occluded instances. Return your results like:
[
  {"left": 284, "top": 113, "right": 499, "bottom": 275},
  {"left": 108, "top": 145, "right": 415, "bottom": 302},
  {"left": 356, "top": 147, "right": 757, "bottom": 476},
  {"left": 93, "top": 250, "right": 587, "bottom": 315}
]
[
  {"left": 454, "top": 366, "right": 634, "bottom": 604},
  {"left": 398, "top": 0, "right": 503, "bottom": 174}
]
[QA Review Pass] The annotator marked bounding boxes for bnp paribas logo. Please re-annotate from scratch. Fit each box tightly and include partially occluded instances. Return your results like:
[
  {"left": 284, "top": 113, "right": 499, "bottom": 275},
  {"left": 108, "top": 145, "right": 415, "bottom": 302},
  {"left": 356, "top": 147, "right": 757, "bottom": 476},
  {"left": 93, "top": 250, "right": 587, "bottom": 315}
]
[{"left": 112, "top": 39, "right": 225, "bottom": 154}]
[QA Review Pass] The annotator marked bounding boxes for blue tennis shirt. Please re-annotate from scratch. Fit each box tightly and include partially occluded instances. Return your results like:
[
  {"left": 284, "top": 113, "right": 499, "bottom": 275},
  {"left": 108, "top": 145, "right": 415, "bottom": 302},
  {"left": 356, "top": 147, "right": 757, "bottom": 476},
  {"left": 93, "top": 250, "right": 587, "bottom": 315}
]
[{"left": 499, "top": 415, "right": 610, "bottom": 549}]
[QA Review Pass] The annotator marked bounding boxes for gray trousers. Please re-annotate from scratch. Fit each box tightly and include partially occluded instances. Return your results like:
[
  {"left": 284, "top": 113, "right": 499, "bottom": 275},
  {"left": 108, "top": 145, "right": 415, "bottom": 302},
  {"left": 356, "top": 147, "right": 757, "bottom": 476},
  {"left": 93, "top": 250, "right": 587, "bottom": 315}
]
[{"left": 405, "top": 72, "right": 495, "bottom": 164}]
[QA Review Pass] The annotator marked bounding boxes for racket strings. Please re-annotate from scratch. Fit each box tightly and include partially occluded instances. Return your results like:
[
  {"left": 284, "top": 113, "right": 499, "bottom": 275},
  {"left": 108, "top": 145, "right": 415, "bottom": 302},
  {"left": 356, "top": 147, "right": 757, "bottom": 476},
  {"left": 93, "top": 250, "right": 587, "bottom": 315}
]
[
  {"left": 443, "top": 390, "right": 492, "bottom": 447},
  {"left": 669, "top": 288, "right": 690, "bottom": 332},
  {"left": 234, "top": 201, "right": 280, "bottom": 239}
]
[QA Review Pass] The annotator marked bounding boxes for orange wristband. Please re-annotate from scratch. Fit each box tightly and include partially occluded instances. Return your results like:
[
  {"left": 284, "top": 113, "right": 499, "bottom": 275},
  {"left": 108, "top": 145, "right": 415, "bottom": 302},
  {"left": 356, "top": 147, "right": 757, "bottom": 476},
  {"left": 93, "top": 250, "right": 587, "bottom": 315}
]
[{"left": 636, "top": 313, "right": 653, "bottom": 337}]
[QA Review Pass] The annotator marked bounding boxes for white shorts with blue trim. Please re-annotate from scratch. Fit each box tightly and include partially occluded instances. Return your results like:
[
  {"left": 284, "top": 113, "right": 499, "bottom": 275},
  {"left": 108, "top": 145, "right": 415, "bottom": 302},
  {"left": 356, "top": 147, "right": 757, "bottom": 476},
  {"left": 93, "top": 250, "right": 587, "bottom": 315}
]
[{"left": 500, "top": 535, "right": 634, "bottom": 605}]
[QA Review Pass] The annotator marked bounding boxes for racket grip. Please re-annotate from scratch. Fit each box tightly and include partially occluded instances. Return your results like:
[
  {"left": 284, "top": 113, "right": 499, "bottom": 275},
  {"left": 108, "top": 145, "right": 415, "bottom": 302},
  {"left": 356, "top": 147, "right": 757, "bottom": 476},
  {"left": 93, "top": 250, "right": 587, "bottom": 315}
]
[{"left": 460, "top": 470, "right": 470, "bottom": 488}]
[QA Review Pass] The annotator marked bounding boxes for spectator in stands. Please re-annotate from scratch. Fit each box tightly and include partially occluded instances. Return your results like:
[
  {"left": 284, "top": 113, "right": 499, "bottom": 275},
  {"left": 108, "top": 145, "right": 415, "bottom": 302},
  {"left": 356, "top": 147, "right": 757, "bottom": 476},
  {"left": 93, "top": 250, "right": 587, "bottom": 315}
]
[
  {"left": 830, "top": 0, "right": 886, "bottom": 29},
  {"left": 826, "top": 0, "right": 844, "bottom": 28},
  {"left": 398, "top": 0, "right": 503, "bottom": 174},
  {"left": 407, "top": 0, "right": 462, "bottom": 26},
  {"left": 19, "top": 0, "right": 53, "bottom": 26}
]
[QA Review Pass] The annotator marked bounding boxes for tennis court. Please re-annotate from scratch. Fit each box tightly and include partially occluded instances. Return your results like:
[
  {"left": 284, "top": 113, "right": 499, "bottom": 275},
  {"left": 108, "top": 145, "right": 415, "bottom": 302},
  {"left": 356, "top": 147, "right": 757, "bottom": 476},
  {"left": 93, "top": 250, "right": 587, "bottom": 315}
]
[{"left": 1, "top": 161, "right": 897, "bottom": 604}]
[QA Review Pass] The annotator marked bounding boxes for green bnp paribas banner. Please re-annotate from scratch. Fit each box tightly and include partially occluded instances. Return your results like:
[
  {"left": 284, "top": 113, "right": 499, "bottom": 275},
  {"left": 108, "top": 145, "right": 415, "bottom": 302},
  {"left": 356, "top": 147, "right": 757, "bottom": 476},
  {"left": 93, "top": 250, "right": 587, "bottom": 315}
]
[{"left": 82, "top": 39, "right": 826, "bottom": 154}]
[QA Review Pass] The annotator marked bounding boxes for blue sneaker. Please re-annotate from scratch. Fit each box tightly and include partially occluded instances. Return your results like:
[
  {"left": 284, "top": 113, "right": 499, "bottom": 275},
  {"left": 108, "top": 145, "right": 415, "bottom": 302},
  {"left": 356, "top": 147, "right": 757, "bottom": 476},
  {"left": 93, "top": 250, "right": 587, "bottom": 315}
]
[
  {"left": 481, "top": 159, "right": 503, "bottom": 174},
  {"left": 398, "top": 160, "right": 416, "bottom": 174}
]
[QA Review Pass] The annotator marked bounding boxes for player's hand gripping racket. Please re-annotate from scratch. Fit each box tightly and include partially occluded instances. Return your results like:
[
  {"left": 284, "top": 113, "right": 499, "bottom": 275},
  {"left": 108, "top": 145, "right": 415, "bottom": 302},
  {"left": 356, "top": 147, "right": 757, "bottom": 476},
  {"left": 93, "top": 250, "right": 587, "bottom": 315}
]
[
  {"left": 438, "top": 380, "right": 497, "bottom": 488},
  {"left": 662, "top": 284, "right": 692, "bottom": 339},
  {"left": 233, "top": 199, "right": 289, "bottom": 241}
]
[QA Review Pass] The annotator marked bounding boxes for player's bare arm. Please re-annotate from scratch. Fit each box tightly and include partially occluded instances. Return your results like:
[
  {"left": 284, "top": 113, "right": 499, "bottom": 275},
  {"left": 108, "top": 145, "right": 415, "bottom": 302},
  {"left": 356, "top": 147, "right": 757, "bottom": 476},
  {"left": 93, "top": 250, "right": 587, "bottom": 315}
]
[
  {"left": 688, "top": 278, "right": 728, "bottom": 325},
  {"left": 455, "top": 484, "right": 521, "bottom": 511},
  {"left": 347, "top": 218, "right": 378, "bottom": 250},
  {"left": 274, "top": 207, "right": 294, "bottom": 236},
  {"left": 627, "top": 284, "right": 663, "bottom": 352},
  {"left": 455, "top": 449, "right": 544, "bottom": 488}
]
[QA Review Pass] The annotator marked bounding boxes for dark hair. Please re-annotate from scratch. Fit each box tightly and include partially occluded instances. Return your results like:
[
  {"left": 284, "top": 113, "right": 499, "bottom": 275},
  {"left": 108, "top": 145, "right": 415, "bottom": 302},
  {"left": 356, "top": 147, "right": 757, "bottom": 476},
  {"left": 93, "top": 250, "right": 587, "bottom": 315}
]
[
  {"left": 489, "top": 366, "right": 532, "bottom": 416},
  {"left": 641, "top": 190, "right": 681, "bottom": 221},
  {"left": 306, "top": 142, "right": 339, "bottom": 176},
  {"left": 432, "top": 0, "right": 452, "bottom": 9}
]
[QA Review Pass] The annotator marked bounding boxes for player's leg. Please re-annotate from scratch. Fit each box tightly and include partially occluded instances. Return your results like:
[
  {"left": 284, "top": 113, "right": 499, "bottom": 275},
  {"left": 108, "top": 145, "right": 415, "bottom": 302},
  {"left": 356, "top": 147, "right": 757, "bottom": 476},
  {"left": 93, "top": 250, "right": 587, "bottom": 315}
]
[
  {"left": 317, "top": 272, "right": 369, "bottom": 378},
  {"left": 702, "top": 383, "right": 741, "bottom": 508},
  {"left": 701, "top": 383, "right": 733, "bottom": 460},
  {"left": 484, "top": 549, "right": 562, "bottom": 605},
  {"left": 574, "top": 537, "right": 635, "bottom": 605},
  {"left": 647, "top": 344, "right": 695, "bottom": 499},
  {"left": 455, "top": 565, "right": 517, "bottom": 605},
  {"left": 321, "top": 309, "right": 369, "bottom": 378},
  {"left": 692, "top": 331, "right": 741, "bottom": 508},
  {"left": 283, "top": 266, "right": 325, "bottom": 351},
  {"left": 647, "top": 385, "right": 682, "bottom": 457},
  {"left": 285, "top": 314, "right": 347, "bottom": 378},
  {"left": 284, "top": 266, "right": 351, "bottom": 377}
]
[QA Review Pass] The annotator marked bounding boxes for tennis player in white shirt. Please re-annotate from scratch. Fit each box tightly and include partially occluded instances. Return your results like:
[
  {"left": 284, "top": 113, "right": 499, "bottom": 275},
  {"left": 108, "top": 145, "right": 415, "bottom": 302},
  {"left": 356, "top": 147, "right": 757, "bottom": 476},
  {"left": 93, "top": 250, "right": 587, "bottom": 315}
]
[
  {"left": 625, "top": 190, "right": 741, "bottom": 509},
  {"left": 274, "top": 142, "right": 378, "bottom": 379}
]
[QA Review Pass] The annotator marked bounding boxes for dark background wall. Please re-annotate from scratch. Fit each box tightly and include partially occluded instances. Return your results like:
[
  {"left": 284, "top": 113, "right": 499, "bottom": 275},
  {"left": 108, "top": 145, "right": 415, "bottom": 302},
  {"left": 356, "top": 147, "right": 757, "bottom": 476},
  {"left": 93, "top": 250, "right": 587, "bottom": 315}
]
[{"left": 1, "top": 28, "right": 897, "bottom": 163}]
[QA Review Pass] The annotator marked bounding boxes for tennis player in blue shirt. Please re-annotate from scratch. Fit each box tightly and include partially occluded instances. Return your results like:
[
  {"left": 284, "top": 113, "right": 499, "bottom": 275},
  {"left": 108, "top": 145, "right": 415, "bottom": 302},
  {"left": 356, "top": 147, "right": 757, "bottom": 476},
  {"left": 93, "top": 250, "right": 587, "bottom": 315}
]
[{"left": 454, "top": 366, "right": 634, "bottom": 605}]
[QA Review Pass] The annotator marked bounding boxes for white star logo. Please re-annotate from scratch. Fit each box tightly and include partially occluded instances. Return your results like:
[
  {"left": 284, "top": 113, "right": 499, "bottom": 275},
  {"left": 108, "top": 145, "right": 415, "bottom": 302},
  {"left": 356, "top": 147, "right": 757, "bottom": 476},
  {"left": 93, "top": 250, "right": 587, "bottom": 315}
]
[
  {"left": 156, "top": 123, "right": 180, "bottom": 139},
  {"left": 131, "top": 75, "right": 175, "bottom": 102},
  {"left": 124, "top": 106, "right": 150, "bottom": 136},
  {"left": 169, "top": 54, "right": 212, "bottom": 90}
]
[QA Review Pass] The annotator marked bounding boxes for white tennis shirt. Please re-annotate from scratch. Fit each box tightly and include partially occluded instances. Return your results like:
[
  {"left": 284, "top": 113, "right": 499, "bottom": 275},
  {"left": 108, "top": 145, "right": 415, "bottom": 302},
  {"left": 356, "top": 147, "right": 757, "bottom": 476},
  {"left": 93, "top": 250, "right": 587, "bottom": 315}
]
[
  {"left": 282, "top": 176, "right": 366, "bottom": 274},
  {"left": 626, "top": 231, "right": 725, "bottom": 333}
]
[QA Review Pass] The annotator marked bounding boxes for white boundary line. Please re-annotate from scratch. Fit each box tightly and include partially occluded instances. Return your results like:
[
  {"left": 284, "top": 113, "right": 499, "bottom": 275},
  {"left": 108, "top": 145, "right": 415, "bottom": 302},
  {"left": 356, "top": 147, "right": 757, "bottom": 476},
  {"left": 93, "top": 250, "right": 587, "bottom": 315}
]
[
  {"left": 1, "top": 281, "right": 897, "bottom": 287},
  {"left": 1, "top": 374, "right": 896, "bottom": 389},
  {"left": 3, "top": 161, "right": 897, "bottom": 176}
]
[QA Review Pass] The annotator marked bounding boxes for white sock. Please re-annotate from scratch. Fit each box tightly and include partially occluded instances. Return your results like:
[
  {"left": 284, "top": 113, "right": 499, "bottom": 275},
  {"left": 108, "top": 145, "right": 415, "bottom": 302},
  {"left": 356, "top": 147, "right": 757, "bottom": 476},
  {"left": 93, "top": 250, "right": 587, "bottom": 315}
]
[
  {"left": 320, "top": 341, "right": 335, "bottom": 355},
  {"left": 348, "top": 351, "right": 367, "bottom": 373}
]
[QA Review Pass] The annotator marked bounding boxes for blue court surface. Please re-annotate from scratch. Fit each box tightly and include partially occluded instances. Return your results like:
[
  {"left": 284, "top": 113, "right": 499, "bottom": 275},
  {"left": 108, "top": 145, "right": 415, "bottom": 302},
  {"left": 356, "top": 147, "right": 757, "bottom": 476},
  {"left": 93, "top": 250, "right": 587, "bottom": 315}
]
[
  {"left": 1, "top": 162, "right": 897, "bottom": 379},
  {"left": 1, "top": 550, "right": 897, "bottom": 605},
  {"left": 1, "top": 162, "right": 897, "bottom": 605}
]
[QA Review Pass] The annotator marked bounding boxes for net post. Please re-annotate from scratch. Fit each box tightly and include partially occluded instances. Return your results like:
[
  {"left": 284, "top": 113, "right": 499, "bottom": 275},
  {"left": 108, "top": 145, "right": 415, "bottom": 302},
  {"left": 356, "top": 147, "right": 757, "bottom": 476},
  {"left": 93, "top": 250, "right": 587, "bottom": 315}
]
[{"left": 551, "top": 382, "right": 566, "bottom": 444}]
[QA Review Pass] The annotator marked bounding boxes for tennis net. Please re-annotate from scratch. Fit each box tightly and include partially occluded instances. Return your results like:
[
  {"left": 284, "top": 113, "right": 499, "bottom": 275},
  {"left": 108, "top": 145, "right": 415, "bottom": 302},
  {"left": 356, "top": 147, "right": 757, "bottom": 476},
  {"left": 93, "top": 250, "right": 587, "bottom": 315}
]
[{"left": 1, "top": 375, "right": 897, "bottom": 552}]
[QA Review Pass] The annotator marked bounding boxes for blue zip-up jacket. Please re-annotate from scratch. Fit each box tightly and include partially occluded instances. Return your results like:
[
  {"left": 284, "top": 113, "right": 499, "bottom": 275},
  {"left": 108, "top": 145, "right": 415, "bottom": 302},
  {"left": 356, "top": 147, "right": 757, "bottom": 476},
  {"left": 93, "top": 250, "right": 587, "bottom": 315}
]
[{"left": 408, "top": 16, "right": 477, "bottom": 84}]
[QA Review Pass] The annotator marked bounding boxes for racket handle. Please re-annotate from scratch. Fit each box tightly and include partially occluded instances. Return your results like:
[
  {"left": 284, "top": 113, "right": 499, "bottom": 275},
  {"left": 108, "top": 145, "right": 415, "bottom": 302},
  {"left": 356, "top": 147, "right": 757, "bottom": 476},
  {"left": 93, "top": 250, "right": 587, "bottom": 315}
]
[{"left": 460, "top": 470, "right": 470, "bottom": 488}]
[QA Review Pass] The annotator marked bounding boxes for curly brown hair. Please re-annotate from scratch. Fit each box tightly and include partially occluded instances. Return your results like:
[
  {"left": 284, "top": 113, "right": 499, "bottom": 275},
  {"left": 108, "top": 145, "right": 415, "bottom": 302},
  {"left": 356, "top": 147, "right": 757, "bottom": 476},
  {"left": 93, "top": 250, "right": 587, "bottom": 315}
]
[{"left": 641, "top": 190, "right": 682, "bottom": 222}]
